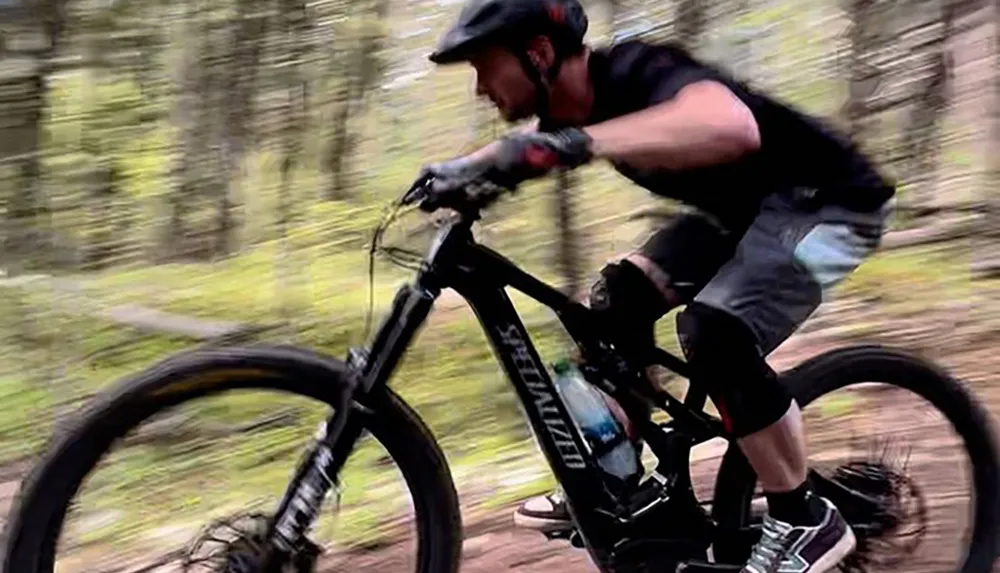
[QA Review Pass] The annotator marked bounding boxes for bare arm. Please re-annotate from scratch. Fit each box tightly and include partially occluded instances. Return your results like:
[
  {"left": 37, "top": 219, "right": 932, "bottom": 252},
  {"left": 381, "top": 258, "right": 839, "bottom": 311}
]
[
  {"left": 462, "top": 119, "right": 539, "bottom": 163},
  {"left": 583, "top": 80, "right": 760, "bottom": 171}
]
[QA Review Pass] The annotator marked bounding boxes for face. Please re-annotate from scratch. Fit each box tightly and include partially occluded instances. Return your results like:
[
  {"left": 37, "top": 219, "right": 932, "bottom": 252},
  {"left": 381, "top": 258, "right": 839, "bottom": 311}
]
[{"left": 469, "top": 46, "right": 539, "bottom": 122}]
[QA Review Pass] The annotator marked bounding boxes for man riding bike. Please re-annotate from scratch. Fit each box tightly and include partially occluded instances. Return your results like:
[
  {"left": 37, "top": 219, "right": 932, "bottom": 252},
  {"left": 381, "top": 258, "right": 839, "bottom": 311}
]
[{"left": 421, "top": 1, "right": 895, "bottom": 572}]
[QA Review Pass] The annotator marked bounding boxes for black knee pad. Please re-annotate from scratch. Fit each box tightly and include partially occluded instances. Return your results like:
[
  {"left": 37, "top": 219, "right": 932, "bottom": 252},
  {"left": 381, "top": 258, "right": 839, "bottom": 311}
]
[
  {"left": 589, "top": 259, "right": 671, "bottom": 364},
  {"left": 676, "top": 302, "right": 791, "bottom": 438}
]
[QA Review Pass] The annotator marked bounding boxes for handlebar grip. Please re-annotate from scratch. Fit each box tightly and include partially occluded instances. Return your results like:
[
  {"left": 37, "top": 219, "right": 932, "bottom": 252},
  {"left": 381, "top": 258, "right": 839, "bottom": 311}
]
[{"left": 402, "top": 171, "right": 513, "bottom": 214}]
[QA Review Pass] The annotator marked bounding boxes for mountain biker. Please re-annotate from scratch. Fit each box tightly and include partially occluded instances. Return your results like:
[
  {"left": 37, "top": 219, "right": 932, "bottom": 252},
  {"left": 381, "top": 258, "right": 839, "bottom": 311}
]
[{"left": 422, "top": 0, "right": 895, "bottom": 572}]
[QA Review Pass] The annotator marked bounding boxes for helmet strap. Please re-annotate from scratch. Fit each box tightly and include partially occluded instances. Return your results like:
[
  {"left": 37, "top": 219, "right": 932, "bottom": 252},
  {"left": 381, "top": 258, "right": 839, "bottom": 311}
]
[{"left": 513, "top": 42, "right": 566, "bottom": 130}]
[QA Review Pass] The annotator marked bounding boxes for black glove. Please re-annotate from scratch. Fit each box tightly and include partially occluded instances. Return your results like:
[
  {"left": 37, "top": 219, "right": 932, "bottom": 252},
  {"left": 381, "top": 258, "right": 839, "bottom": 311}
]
[
  {"left": 415, "top": 127, "right": 593, "bottom": 211},
  {"left": 489, "top": 127, "right": 594, "bottom": 188},
  {"left": 417, "top": 153, "right": 493, "bottom": 211}
]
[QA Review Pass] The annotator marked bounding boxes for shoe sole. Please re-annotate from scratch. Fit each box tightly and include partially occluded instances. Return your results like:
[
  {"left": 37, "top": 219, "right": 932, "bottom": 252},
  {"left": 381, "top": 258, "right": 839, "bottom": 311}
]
[
  {"left": 802, "top": 526, "right": 857, "bottom": 573},
  {"left": 512, "top": 512, "right": 573, "bottom": 532}
]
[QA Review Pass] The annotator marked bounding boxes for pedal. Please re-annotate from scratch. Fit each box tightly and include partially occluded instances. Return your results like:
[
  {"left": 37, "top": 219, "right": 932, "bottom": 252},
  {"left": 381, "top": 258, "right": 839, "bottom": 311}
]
[
  {"left": 542, "top": 527, "right": 575, "bottom": 541},
  {"left": 538, "top": 526, "right": 586, "bottom": 548},
  {"left": 538, "top": 527, "right": 576, "bottom": 541},
  {"left": 675, "top": 560, "right": 742, "bottom": 573}
]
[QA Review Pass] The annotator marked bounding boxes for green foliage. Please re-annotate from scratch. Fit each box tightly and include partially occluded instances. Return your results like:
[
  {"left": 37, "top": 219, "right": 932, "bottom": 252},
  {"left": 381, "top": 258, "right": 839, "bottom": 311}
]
[
  {"left": 0, "top": 0, "right": 996, "bottom": 565},
  {"left": 0, "top": 376, "right": 53, "bottom": 461}
]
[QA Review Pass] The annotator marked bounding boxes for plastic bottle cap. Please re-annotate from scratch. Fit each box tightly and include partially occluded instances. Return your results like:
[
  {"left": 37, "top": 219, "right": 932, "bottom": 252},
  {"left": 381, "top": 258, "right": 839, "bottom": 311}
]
[{"left": 552, "top": 359, "right": 573, "bottom": 376}]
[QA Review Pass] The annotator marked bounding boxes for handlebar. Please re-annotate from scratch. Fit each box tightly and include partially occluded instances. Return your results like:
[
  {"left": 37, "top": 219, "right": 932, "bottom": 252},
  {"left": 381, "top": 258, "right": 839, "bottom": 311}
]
[{"left": 401, "top": 172, "right": 511, "bottom": 216}]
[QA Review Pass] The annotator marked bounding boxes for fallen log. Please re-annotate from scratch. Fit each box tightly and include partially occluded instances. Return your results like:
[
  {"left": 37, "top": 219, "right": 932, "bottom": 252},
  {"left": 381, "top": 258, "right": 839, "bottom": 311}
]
[
  {"left": 100, "top": 303, "right": 273, "bottom": 343},
  {"left": 0, "top": 274, "right": 275, "bottom": 343},
  {"left": 879, "top": 216, "right": 980, "bottom": 250}
]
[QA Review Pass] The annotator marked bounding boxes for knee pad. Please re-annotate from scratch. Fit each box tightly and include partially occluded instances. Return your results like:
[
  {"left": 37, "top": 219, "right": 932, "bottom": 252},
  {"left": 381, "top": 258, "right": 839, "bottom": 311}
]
[
  {"left": 589, "top": 259, "right": 672, "bottom": 364},
  {"left": 676, "top": 302, "right": 791, "bottom": 438}
]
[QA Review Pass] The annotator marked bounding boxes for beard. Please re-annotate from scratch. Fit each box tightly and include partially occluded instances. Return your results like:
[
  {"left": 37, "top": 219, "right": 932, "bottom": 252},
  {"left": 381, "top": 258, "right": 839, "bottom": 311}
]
[{"left": 498, "top": 96, "right": 536, "bottom": 123}]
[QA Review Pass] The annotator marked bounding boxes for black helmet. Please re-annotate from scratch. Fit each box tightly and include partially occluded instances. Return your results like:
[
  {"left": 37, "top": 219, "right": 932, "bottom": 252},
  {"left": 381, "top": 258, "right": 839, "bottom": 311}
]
[
  {"left": 429, "top": 0, "right": 588, "bottom": 65},
  {"left": 429, "top": 0, "right": 588, "bottom": 126}
]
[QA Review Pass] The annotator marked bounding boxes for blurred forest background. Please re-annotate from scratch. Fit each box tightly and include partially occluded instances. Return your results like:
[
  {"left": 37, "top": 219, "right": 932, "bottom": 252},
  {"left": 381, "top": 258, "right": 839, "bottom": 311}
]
[{"left": 0, "top": 0, "right": 999, "bottom": 567}]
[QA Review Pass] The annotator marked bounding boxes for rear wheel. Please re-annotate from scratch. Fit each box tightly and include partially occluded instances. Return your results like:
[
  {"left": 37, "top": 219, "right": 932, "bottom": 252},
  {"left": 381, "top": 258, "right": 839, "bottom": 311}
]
[
  {"left": 709, "top": 345, "right": 1000, "bottom": 573},
  {"left": 1, "top": 345, "right": 463, "bottom": 573}
]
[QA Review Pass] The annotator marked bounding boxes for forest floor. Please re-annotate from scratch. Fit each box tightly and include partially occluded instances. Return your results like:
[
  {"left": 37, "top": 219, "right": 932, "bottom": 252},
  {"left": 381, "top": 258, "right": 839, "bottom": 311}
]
[
  {"left": 1, "top": 248, "right": 999, "bottom": 573},
  {"left": 314, "top": 300, "right": 1000, "bottom": 573}
]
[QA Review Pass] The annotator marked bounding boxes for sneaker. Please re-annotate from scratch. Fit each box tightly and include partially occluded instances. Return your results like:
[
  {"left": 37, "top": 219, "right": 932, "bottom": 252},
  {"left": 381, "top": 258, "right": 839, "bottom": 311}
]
[
  {"left": 742, "top": 495, "right": 856, "bottom": 573},
  {"left": 512, "top": 490, "right": 573, "bottom": 532}
]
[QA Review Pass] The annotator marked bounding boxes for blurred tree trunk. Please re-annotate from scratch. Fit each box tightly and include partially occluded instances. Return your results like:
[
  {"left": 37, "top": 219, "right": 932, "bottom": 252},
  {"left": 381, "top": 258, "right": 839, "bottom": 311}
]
[
  {"left": 674, "top": 0, "right": 706, "bottom": 51},
  {"left": 853, "top": 0, "right": 950, "bottom": 226},
  {"left": 325, "top": 101, "right": 353, "bottom": 200},
  {"left": 215, "top": 0, "right": 270, "bottom": 257},
  {"left": 990, "top": 0, "right": 1000, "bottom": 257},
  {"left": 956, "top": 0, "right": 1000, "bottom": 276},
  {"left": 842, "top": 0, "right": 883, "bottom": 145},
  {"left": 0, "top": 0, "right": 67, "bottom": 273},
  {"left": 552, "top": 169, "right": 583, "bottom": 299},
  {"left": 323, "top": 0, "right": 389, "bottom": 200},
  {"left": 839, "top": 0, "right": 963, "bottom": 232},
  {"left": 986, "top": 47, "right": 1000, "bottom": 277},
  {"left": 161, "top": 1, "right": 200, "bottom": 261},
  {"left": 201, "top": 20, "right": 228, "bottom": 260},
  {"left": 163, "top": 0, "right": 262, "bottom": 261},
  {"left": 273, "top": 0, "right": 311, "bottom": 330},
  {"left": 896, "top": 4, "right": 949, "bottom": 222},
  {"left": 85, "top": 165, "right": 120, "bottom": 269},
  {"left": 79, "top": 7, "right": 120, "bottom": 270},
  {"left": 278, "top": 0, "right": 309, "bottom": 211}
]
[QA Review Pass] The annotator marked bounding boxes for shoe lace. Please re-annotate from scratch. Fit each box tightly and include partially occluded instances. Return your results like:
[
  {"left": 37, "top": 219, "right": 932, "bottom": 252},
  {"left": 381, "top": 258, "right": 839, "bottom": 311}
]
[{"left": 745, "top": 516, "right": 792, "bottom": 573}]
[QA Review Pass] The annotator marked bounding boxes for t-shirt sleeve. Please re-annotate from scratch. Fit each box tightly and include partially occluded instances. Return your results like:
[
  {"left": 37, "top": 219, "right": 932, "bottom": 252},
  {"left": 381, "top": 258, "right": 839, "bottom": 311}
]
[
  {"left": 605, "top": 41, "right": 736, "bottom": 108},
  {"left": 647, "top": 63, "right": 725, "bottom": 103}
]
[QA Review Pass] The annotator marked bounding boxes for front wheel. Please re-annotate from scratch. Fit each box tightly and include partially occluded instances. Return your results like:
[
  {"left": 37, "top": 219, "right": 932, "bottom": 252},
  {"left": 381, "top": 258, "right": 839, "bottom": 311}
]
[
  {"left": 1, "top": 345, "right": 463, "bottom": 573},
  {"left": 710, "top": 345, "right": 1000, "bottom": 573}
]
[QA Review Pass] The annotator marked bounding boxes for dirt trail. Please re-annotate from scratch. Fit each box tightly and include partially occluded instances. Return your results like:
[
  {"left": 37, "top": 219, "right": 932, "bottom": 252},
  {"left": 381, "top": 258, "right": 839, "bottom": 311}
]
[
  {"left": 313, "top": 303, "right": 1000, "bottom": 573},
  {"left": 318, "top": 380, "right": 992, "bottom": 573},
  {"left": 2, "top": 296, "right": 998, "bottom": 573}
]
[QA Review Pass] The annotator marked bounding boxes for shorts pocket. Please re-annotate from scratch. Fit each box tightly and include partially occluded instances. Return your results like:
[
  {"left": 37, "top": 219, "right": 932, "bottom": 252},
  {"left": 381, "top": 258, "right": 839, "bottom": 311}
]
[{"left": 792, "top": 222, "right": 877, "bottom": 289}]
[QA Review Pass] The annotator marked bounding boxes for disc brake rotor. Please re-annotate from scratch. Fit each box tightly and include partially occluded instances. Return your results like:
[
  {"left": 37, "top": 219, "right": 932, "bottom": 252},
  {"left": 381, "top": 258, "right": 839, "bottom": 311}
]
[
  {"left": 834, "top": 451, "right": 928, "bottom": 572},
  {"left": 179, "top": 511, "right": 324, "bottom": 573}
]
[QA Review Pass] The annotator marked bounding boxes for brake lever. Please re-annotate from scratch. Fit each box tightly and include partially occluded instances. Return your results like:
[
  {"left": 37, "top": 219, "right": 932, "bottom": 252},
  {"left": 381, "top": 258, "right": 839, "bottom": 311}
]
[{"left": 401, "top": 173, "right": 435, "bottom": 206}]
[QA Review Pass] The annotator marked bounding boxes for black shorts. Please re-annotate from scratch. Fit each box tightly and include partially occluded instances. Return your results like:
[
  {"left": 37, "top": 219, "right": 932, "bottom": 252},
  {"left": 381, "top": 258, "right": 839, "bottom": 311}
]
[{"left": 638, "top": 189, "right": 891, "bottom": 355}]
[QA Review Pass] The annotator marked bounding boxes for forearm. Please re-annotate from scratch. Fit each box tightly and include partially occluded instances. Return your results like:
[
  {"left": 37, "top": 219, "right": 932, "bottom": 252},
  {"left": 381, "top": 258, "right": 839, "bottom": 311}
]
[
  {"left": 583, "top": 81, "right": 760, "bottom": 171},
  {"left": 464, "top": 120, "right": 539, "bottom": 164}
]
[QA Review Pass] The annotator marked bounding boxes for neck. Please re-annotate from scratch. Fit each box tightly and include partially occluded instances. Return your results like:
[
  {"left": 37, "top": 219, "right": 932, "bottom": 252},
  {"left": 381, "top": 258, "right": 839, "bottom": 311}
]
[{"left": 544, "top": 49, "right": 594, "bottom": 126}]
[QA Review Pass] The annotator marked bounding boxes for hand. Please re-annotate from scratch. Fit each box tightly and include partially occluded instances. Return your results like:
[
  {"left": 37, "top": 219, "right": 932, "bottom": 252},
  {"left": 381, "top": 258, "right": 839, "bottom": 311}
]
[
  {"left": 420, "top": 154, "right": 490, "bottom": 191},
  {"left": 417, "top": 153, "right": 493, "bottom": 211},
  {"left": 414, "top": 127, "right": 593, "bottom": 211},
  {"left": 489, "top": 127, "right": 594, "bottom": 188}
]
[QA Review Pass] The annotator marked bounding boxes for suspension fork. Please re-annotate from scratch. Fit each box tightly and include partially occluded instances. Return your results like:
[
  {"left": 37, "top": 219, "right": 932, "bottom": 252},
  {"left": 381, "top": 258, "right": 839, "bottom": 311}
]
[{"left": 262, "top": 282, "right": 438, "bottom": 568}]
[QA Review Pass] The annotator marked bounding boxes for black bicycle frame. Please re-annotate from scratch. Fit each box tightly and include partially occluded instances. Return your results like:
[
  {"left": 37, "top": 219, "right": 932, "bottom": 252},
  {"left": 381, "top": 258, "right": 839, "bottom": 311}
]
[
  {"left": 265, "top": 211, "right": 729, "bottom": 571},
  {"left": 260, "top": 197, "right": 901, "bottom": 573}
]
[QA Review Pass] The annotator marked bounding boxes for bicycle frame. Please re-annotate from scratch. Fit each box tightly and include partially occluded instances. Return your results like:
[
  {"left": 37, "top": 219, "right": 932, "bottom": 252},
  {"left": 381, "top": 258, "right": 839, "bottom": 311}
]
[{"left": 265, "top": 211, "right": 732, "bottom": 572}]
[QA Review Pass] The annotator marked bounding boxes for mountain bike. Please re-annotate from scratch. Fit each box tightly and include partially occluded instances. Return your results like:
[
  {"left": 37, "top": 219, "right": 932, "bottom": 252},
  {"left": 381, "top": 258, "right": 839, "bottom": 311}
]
[{"left": 3, "top": 171, "right": 999, "bottom": 573}]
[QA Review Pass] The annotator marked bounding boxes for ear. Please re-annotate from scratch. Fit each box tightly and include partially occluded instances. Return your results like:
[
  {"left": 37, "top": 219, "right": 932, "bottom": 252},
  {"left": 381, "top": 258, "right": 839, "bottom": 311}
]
[{"left": 524, "top": 35, "right": 555, "bottom": 71}]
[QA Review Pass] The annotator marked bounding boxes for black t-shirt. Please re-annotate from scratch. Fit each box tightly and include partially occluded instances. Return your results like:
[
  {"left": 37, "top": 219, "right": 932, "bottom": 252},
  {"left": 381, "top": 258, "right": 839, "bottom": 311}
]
[{"left": 546, "top": 40, "right": 895, "bottom": 231}]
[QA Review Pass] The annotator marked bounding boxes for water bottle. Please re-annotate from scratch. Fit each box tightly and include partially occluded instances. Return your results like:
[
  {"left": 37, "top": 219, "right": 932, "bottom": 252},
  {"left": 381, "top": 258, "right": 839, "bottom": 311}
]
[{"left": 552, "top": 359, "right": 641, "bottom": 488}]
